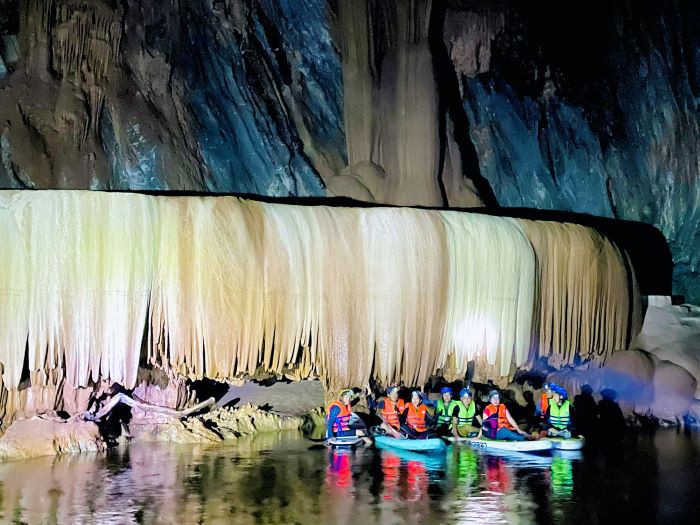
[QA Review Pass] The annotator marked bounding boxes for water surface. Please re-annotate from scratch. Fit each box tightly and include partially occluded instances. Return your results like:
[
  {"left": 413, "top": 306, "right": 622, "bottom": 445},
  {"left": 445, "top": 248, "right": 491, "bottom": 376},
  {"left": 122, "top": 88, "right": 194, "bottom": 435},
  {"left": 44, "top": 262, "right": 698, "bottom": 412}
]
[{"left": 0, "top": 430, "right": 697, "bottom": 524}]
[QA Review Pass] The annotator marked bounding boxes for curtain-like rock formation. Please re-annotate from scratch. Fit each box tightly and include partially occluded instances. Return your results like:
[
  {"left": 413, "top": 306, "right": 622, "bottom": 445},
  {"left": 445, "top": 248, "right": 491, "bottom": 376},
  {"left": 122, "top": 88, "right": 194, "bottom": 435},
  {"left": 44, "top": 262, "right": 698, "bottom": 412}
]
[{"left": 0, "top": 191, "right": 637, "bottom": 396}]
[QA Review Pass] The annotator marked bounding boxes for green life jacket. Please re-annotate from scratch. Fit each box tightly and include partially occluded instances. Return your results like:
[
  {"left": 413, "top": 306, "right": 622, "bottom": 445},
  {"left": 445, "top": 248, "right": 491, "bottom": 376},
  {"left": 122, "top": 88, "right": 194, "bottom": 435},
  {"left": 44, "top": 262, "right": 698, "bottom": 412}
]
[
  {"left": 549, "top": 400, "right": 571, "bottom": 430},
  {"left": 454, "top": 400, "right": 476, "bottom": 426},
  {"left": 436, "top": 399, "right": 459, "bottom": 426}
]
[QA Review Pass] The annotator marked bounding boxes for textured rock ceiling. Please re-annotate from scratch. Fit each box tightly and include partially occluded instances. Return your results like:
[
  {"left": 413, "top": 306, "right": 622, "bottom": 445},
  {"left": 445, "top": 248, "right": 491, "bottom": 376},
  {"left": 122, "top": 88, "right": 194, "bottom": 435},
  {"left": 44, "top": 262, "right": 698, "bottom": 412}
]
[{"left": 0, "top": 0, "right": 697, "bottom": 301}]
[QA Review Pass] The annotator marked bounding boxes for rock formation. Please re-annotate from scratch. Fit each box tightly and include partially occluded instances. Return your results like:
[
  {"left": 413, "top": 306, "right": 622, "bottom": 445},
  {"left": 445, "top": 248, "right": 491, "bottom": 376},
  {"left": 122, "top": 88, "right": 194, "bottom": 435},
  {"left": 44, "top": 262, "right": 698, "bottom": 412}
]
[
  {"left": 1, "top": 190, "right": 637, "bottom": 418},
  {"left": 0, "top": 0, "right": 697, "bottom": 434}
]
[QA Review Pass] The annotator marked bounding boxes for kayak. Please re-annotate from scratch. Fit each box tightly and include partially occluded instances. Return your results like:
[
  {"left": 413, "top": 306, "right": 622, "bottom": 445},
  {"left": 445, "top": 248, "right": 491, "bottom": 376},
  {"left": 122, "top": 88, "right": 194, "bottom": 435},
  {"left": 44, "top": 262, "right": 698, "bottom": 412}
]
[
  {"left": 547, "top": 436, "right": 585, "bottom": 450},
  {"left": 374, "top": 435, "right": 447, "bottom": 454},
  {"left": 450, "top": 437, "right": 553, "bottom": 453},
  {"left": 326, "top": 436, "right": 364, "bottom": 448},
  {"left": 380, "top": 447, "right": 447, "bottom": 469}
]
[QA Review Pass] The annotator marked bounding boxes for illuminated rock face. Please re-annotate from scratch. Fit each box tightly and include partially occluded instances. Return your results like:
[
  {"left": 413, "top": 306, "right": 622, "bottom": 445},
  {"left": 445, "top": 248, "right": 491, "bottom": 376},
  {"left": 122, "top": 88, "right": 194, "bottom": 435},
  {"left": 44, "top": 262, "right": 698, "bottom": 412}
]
[{"left": 0, "top": 191, "right": 637, "bottom": 396}]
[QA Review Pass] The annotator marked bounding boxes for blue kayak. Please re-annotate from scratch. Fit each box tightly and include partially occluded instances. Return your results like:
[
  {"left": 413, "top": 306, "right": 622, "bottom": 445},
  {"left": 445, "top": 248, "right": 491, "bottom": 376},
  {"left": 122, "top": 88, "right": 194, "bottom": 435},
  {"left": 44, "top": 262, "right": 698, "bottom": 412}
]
[{"left": 374, "top": 435, "right": 447, "bottom": 453}]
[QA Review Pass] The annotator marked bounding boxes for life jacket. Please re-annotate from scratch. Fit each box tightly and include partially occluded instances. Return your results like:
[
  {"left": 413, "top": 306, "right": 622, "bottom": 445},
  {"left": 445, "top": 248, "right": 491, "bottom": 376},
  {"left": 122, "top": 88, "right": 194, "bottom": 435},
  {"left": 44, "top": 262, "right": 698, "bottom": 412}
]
[
  {"left": 326, "top": 400, "right": 352, "bottom": 433},
  {"left": 548, "top": 400, "right": 571, "bottom": 430},
  {"left": 539, "top": 392, "right": 549, "bottom": 416},
  {"left": 380, "top": 397, "right": 405, "bottom": 429},
  {"left": 483, "top": 403, "right": 514, "bottom": 432},
  {"left": 405, "top": 403, "right": 428, "bottom": 432},
  {"left": 436, "top": 399, "right": 459, "bottom": 426},
  {"left": 454, "top": 400, "right": 476, "bottom": 426}
]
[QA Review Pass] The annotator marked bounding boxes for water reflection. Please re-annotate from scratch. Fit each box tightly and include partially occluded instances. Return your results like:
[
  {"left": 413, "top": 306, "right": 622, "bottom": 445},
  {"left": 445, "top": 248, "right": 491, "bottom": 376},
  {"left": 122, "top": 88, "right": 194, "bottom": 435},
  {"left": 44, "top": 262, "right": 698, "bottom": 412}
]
[{"left": 0, "top": 431, "right": 697, "bottom": 524}]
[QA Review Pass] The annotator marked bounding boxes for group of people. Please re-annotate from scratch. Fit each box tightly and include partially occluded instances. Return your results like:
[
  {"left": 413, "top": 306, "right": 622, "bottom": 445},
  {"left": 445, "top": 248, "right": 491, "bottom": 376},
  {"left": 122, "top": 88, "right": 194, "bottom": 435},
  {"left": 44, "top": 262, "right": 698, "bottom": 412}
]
[{"left": 325, "top": 382, "right": 575, "bottom": 442}]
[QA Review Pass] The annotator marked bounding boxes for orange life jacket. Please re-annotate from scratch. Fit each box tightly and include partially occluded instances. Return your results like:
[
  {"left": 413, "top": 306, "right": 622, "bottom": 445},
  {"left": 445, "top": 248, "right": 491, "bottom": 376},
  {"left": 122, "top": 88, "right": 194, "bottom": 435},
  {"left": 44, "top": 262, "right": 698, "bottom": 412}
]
[
  {"left": 380, "top": 397, "right": 406, "bottom": 429},
  {"left": 483, "top": 403, "right": 515, "bottom": 431},
  {"left": 405, "top": 403, "right": 428, "bottom": 432},
  {"left": 539, "top": 392, "right": 549, "bottom": 416},
  {"left": 327, "top": 400, "right": 352, "bottom": 433}
]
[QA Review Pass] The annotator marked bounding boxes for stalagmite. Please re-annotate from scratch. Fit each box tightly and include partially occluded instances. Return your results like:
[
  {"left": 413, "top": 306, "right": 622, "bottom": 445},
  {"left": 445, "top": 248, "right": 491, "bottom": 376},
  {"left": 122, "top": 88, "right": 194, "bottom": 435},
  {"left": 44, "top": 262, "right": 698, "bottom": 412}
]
[{"left": 0, "top": 191, "right": 637, "bottom": 398}]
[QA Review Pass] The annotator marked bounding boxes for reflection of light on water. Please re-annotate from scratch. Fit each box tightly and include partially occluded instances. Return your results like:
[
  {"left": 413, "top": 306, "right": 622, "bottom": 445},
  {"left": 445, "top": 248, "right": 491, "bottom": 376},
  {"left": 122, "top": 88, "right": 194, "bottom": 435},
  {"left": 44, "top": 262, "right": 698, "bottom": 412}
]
[
  {"left": 450, "top": 451, "right": 543, "bottom": 525},
  {"left": 551, "top": 455, "right": 574, "bottom": 498}
]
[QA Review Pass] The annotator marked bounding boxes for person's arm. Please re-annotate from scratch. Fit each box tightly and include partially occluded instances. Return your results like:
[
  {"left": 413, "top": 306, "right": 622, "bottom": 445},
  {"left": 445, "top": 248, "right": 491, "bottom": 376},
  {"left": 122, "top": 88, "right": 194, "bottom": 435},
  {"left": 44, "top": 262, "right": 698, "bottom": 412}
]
[
  {"left": 425, "top": 408, "right": 437, "bottom": 428},
  {"left": 451, "top": 405, "right": 461, "bottom": 438},
  {"left": 350, "top": 386, "right": 370, "bottom": 407},
  {"left": 543, "top": 407, "right": 552, "bottom": 429},
  {"left": 399, "top": 406, "right": 409, "bottom": 425},
  {"left": 505, "top": 408, "right": 527, "bottom": 435},
  {"left": 326, "top": 405, "right": 341, "bottom": 438}
]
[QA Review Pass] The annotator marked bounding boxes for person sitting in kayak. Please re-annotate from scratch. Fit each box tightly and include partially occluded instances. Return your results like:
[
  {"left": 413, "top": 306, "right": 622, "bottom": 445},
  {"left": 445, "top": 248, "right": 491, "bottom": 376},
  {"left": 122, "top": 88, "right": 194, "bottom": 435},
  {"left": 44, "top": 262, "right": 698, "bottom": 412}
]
[
  {"left": 545, "top": 385, "right": 574, "bottom": 439},
  {"left": 399, "top": 391, "right": 436, "bottom": 439},
  {"left": 376, "top": 386, "right": 405, "bottom": 438},
  {"left": 480, "top": 390, "right": 529, "bottom": 441},
  {"left": 326, "top": 388, "right": 369, "bottom": 440},
  {"left": 435, "top": 386, "right": 458, "bottom": 436},
  {"left": 452, "top": 387, "right": 481, "bottom": 439}
]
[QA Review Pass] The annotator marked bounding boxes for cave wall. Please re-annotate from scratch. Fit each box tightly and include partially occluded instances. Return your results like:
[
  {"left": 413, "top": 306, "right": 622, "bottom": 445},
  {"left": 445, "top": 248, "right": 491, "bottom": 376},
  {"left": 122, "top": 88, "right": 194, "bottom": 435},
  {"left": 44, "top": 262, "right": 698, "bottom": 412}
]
[
  {"left": 0, "top": 0, "right": 697, "bottom": 300},
  {"left": 448, "top": 0, "right": 699, "bottom": 302}
]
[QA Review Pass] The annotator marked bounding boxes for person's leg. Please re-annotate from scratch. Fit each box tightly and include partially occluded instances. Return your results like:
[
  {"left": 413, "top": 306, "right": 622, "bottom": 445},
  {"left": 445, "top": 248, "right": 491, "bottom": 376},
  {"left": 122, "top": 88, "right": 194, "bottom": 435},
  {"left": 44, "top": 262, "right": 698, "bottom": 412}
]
[
  {"left": 380, "top": 422, "right": 402, "bottom": 437},
  {"left": 456, "top": 424, "right": 478, "bottom": 437},
  {"left": 435, "top": 424, "right": 451, "bottom": 437},
  {"left": 496, "top": 427, "right": 525, "bottom": 441}
]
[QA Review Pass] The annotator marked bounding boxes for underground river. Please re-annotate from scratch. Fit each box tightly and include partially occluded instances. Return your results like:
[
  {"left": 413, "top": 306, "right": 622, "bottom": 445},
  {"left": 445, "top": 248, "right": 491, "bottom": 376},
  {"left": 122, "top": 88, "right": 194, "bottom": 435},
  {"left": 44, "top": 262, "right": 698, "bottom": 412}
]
[{"left": 0, "top": 429, "right": 697, "bottom": 524}]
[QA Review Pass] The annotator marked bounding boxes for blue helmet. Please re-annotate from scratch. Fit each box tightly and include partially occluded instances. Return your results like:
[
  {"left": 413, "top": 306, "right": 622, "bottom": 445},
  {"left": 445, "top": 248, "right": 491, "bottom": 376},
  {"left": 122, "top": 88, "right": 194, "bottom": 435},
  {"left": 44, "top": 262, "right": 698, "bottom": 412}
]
[
  {"left": 411, "top": 390, "right": 423, "bottom": 401},
  {"left": 554, "top": 385, "right": 568, "bottom": 400},
  {"left": 440, "top": 386, "right": 452, "bottom": 395},
  {"left": 386, "top": 385, "right": 399, "bottom": 395},
  {"left": 459, "top": 387, "right": 472, "bottom": 398}
]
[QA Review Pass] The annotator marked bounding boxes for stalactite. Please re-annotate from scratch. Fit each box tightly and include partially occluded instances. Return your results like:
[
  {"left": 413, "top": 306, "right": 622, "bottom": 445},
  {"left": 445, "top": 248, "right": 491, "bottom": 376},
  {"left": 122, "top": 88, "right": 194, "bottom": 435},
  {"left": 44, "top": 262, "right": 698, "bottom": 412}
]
[
  {"left": 520, "top": 220, "right": 636, "bottom": 366},
  {"left": 333, "top": 0, "right": 475, "bottom": 207},
  {"left": 50, "top": 0, "right": 122, "bottom": 84},
  {"left": 0, "top": 191, "right": 638, "bottom": 395}
]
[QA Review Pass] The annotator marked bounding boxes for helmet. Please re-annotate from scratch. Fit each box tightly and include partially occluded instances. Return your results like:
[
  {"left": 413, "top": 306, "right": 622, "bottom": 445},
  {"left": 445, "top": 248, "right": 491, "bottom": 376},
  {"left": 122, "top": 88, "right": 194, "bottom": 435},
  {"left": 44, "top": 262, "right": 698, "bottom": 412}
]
[
  {"left": 459, "top": 387, "right": 472, "bottom": 398},
  {"left": 386, "top": 385, "right": 399, "bottom": 395},
  {"left": 488, "top": 390, "right": 500, "bottom": 400},
  {"left": 411, "top": 390, "right": 423, "bottom": 401},
  {"left": 554, "top": 385, "right": 568, "bottom": 400},
  {"left": 338, "top": 388, "right": 353, "bottom": 398},
  {"left": 440, "top": 386, "right": 452, "bottom": 395}
]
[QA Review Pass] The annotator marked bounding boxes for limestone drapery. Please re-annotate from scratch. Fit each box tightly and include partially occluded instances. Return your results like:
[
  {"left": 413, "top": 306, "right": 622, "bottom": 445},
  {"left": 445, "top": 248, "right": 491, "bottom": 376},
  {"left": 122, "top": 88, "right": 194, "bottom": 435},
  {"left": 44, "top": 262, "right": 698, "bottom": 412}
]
[{"left": 0, "top": 191, "right": 636, "bottom": 391}]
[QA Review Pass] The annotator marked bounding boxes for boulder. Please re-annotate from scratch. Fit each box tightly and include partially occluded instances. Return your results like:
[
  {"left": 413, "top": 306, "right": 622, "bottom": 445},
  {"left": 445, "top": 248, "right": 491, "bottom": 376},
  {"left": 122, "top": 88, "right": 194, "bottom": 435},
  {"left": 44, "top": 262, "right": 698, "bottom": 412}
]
[
  {"left": 651, "top": 361, "right": 697, "bottom": 422},
  {"left": 0, "top": 417, "right": 104, "bottom": 461}
]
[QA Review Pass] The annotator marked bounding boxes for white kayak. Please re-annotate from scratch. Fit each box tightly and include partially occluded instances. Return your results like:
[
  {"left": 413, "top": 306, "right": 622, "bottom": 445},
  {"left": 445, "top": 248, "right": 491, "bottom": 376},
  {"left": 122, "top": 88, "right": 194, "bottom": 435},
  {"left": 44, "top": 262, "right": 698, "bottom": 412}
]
[
  {"left": 326, "top": 436, "right": 364, "bottom": 448},
  {"left": 547, "top": 436, "right": 585, "bottom": 450},
  {"left": 450, "top": 437, "right": 553, "bottom": 453}
]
